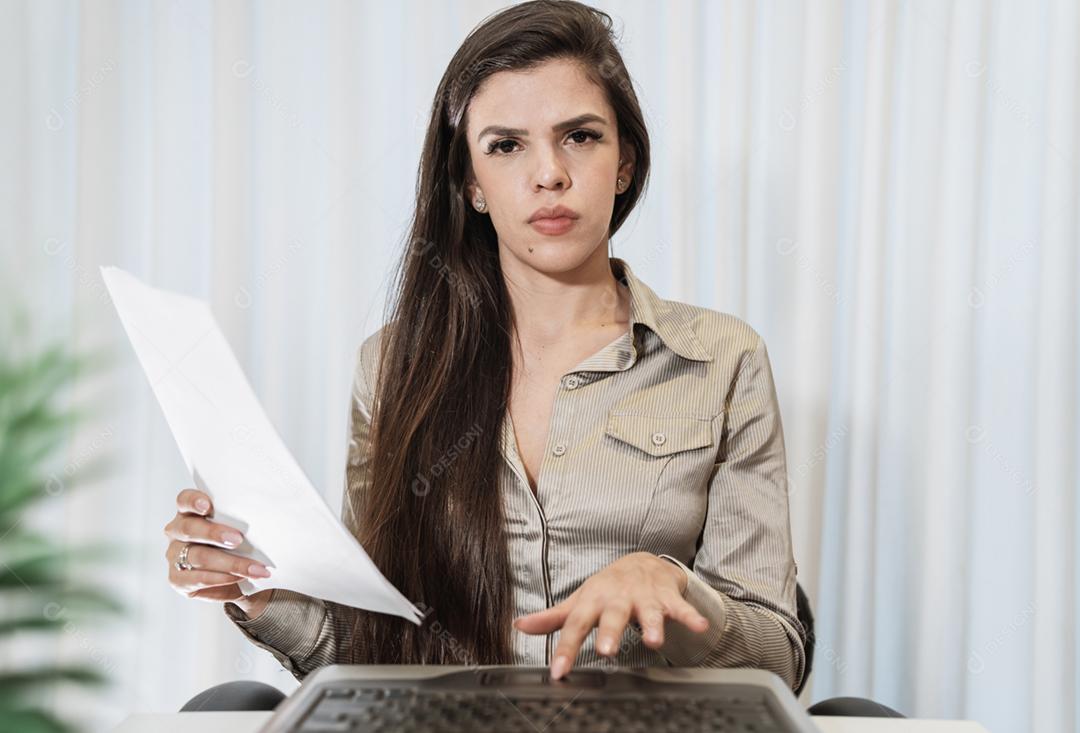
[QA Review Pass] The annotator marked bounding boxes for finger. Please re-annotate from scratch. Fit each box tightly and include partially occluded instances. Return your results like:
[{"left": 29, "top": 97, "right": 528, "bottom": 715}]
[
  {"left": 177, "top": 488, "right": 213, "bottom": 516},
  {"left": 187, "top": 583, "right": 246, "bottom": 603},
  {"left": 661, "top": 592, "right": 709, "bottom": 633},
  {"left": 166, "top": 541, "right": 270, "bottom": 578},
  {"left": 513, "top": 603, "right": 571, "bottom": 635},
  {"left": 171, "top": 568, "right": 249, "bottom": 593},
  {"left": 635, "top": 602, "right": 667, "bottom": 648},
  {"left": 551, "top": 604, "right": 600, "bottom": 679},
  {"left": 164, "top": 515, "right": 244, "bottom": 548},
  {"left": 595, "top": 601, "right": 632, "bottom": 656}
]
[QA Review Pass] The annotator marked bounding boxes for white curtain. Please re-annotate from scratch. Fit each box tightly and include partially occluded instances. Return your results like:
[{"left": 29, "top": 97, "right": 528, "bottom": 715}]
[{"left": 1, "top": 2, "right": 1075, "bottom": 732}]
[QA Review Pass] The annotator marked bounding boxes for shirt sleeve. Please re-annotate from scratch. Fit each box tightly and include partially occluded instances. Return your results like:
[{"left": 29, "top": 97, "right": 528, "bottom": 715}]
[
  {"left": 652, "top": 333, "right": 807, "bottom": 692},
  {"left": 222, "top": 338, "right": 378, "bottom": 681},
  {"left": 223, "top": 590, "right": 357, "bottom": 682}
]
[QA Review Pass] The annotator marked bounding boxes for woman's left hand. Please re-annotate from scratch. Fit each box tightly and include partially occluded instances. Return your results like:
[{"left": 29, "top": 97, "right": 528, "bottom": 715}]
[{"left": 512, "top": 551, "right": 710, "bottom": 679}]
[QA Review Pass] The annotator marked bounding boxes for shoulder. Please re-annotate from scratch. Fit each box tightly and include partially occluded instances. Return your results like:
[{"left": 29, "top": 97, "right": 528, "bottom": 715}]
[
  {"left": 351, "top": 323, "right": 393, "bottom": 401},
  {"left": 357, "top": 324, "right": 387, "bottom": 370},
  {"left": 663, "top": 298, "right": 765, "bottom": 368}
]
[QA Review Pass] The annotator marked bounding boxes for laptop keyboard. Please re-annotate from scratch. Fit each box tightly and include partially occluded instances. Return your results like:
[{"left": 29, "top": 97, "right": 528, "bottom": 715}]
[{"left": 295, "top": 684, "right": 789, "bottom": 732}]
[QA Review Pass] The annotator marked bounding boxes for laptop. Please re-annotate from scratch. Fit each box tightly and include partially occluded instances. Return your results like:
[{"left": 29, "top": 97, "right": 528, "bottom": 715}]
[{"left": 259, "top": 664, "right": 821, "bottom": 732}]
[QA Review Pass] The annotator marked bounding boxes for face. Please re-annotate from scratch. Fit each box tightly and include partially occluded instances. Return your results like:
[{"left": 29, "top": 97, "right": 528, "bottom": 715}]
[{"left": 464, "top": 58, "right": 635, "bottom": 275}]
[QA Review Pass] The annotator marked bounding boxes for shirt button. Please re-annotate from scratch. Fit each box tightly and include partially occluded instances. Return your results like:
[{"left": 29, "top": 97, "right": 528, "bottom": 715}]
[
  {"left": 563, "top": 375, "right": 581, "bottom": 390},
  {"left": 651, "top": 432, "right": 666, "bottom": 446},
  {"left": 552, "top": 443, "right": 566, "bottom": 456}
]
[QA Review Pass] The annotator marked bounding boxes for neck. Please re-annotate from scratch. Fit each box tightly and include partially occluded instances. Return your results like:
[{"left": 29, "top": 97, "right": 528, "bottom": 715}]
[{"left": 500, "top": 247, "right": 629, "bottom": 349}]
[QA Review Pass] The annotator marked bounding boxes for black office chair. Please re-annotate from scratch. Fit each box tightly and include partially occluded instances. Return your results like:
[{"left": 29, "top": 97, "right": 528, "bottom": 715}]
[
  {"left": 794, "top": 582, "right": 815, "bottom": 698},
  {"left": 181, "top": 679, "right": 287, "bottom": 712},
  {"left": 181, "top": 582, "right": 905, "bottom": 717},
  {"left": 796, "top": 582, "right": 905, "bottom": 717}
]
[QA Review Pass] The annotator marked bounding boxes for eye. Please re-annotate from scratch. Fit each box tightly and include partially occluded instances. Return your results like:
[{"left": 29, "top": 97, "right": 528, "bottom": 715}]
[
  {"left": 483, "top": 129, "right": 603, "bottom": 156},
  {"left": 567, "top": 129, "right": 602, "bottom": 146},
  {"left": 486, "top": 138, "right": 522, "bottom": 155}
]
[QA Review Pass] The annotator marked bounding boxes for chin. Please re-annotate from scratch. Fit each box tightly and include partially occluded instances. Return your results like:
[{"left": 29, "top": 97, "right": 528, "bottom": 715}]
[
  {"left": 517, "top": 244, "right": 593, "bottom": 273},
  {"left": 511, "top": 229, "right": 605, "bottom": 272}
]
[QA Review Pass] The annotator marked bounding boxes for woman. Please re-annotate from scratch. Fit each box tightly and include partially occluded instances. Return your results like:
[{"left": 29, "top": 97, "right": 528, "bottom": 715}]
[{"left": 163, "top": 0, "right": 805, "bottom": 691}]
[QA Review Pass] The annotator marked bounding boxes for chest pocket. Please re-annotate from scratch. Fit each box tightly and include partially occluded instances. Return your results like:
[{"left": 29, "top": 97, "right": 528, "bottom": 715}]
[
  {"left": 600, "top": 412, "right": 717, "bottom": 555},
  {"left": 604, "top": 413, "right": 714, "bottom": 457},
  {"left": 545, "top": 410, "right": 717, "bottom": 565}
]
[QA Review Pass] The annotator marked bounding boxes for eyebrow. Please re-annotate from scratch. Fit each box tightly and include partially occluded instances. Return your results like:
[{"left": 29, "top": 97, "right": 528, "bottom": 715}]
[{"left": 475, "top": 113, "right": 609, "bottom": 142}]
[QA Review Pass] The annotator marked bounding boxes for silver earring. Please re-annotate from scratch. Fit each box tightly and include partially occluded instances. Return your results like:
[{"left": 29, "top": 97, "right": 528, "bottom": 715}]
[
  {"left": 616, "top": 177, "right": 627, "bottom": 192},
  {"left": 474, "top": 196, "right": 487, "bottom": 213}
]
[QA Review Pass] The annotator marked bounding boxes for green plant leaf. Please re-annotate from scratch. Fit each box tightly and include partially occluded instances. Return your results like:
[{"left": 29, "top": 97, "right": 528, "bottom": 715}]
[
  {"left": 0, "top": 529, "right": 53, "bottom": 558},
  {"left": 2, "top": 585, "right": 127, "bottom": 616},
  {"left": 0, "top": 665, "right": 108, "bottom": 691},
  {"left": 0, "top": 319, "right": 123, "bottom": 722},
  {"left": 0, "top": 556, "right": 64, "bottom": 588},
  {"left": 0, "top": 616, "right": 68, "bottom": 635},
  {"left": 0, "top": 453, "right": 114, "bottom": 523},
  {"left": 2, "top": 540, "right": 127, "bottom": 569},
  {"left": 0, "top": 706, "right": 74, "bottom": 733}
]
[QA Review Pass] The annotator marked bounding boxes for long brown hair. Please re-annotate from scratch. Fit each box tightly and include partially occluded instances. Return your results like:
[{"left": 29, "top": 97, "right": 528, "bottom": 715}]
[{"left": 348, "top": 0, "right": 652, "bottom": 665}]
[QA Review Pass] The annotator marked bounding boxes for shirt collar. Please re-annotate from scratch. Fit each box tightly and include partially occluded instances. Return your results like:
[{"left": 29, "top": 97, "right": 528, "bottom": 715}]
[{"left": 610, "top": 257, "right": 714, "bottom": 363}]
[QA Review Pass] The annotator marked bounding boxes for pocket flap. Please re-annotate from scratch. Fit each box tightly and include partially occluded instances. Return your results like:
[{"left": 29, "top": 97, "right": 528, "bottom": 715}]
[{"left": 604, "top": 413, "right": 714, "bottom": 457}]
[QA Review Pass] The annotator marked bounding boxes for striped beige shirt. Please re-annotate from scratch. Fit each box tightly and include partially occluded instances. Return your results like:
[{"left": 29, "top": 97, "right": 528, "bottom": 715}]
[{"left": 224, "top": 256, "right": 807, "bottom": 691}]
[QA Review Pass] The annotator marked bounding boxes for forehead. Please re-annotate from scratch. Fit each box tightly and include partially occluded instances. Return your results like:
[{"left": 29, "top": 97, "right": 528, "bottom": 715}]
[{"left": 467, "top": 58, "right": 611, "bottom": 131}]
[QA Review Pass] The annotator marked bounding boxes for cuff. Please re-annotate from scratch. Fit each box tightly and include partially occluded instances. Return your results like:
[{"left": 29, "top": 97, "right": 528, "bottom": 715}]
[
  {"left": 655, "top": 554, "right": 728, "bottom": 666},
  {"left": 224, "top": 589, "right": 326, "bottom": 661}
]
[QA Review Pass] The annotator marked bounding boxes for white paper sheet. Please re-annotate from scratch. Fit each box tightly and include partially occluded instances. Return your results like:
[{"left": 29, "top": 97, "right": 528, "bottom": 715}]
[{"left": 101, "top": 265, "right": 423, "bottom": 625}]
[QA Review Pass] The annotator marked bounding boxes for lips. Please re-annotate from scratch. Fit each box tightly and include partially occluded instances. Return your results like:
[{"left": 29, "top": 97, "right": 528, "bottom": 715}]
[
  {"left": 528, "top": 205, "right": 581, "bottom": 223},
  {"left": 529, "top": 217, "right": 576, "bottom": 236}
]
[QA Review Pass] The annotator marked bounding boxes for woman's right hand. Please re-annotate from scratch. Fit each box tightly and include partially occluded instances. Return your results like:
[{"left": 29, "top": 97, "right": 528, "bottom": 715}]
[{"left": 164, "top": 488, "right": 274, "bottom": 619}]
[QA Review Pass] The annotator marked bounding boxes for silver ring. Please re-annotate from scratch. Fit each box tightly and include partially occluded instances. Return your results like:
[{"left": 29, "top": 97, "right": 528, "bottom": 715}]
[{"left": 175, "top": 542, "right": 194, "bottom": 571}]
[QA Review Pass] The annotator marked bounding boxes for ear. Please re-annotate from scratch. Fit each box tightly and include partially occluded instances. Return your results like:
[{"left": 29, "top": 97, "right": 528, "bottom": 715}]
[
  {"left": 617, "top": 142, "right": 635, "bottom": 182},
  {"left": 464, "top": 165, "right": 481, "bottom": 201}
]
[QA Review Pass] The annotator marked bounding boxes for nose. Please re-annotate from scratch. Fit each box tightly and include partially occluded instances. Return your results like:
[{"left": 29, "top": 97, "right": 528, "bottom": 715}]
[{"left": 532, "top": 144, "right": 571, "bottom": 192}]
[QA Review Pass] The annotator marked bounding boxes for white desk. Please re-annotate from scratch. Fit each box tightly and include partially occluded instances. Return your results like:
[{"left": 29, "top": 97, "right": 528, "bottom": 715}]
[{"left": 113, "top": 712, "right": 991, "bottom": 732}]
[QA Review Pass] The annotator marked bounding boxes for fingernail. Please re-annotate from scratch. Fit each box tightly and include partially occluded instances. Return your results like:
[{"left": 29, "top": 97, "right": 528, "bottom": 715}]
[
  {"left": 222, "top": 531, "right": 243, "bottom": 547},
  {"left": 551, "top": 655, "right": 569, "bottom": 679},
  {"left": 195, "top": 498, "right": 210, "bottom": 512},
  {"left": 249, "top": 563, "right": 271, "bottom": 578},
  {"left": 598, "top": 638, "right": 614, "bottom": 655}
]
